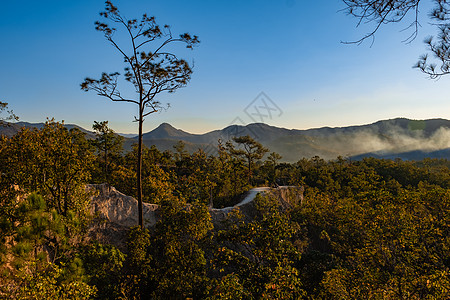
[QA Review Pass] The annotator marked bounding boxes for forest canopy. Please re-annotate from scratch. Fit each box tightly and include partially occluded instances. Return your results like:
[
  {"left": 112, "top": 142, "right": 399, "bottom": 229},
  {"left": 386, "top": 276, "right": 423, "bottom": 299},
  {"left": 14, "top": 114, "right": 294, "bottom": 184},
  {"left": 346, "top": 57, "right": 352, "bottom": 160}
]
[{"left": 1, "top": 120, "right": 450, "bottom": 299}]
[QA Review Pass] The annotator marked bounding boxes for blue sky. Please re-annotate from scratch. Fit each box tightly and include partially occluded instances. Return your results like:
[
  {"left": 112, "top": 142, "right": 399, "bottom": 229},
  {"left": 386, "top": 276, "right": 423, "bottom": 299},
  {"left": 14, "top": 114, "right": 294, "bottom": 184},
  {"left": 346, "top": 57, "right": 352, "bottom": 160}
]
[{"left": 1, "top": 0, "right": 448, "bottom": 134}]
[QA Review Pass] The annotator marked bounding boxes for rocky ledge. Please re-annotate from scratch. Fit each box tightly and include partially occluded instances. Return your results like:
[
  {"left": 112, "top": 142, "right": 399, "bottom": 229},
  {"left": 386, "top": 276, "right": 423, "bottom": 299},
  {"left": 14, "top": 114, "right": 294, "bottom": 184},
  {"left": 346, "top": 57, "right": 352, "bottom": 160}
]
[{"left": 86, "top": 184, "right": 304, "bottom": 249}]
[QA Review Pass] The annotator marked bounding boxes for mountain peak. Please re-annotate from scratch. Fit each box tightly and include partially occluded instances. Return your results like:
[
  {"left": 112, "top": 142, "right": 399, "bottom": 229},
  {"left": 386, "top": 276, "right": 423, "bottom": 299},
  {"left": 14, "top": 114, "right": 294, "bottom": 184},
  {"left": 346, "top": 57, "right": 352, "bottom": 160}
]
[
  {"left": 142, "top": 123, "right": 191, "bottom": 139},
  {"left": 158, "top": 122, "right": 175, "bottom": 129}
]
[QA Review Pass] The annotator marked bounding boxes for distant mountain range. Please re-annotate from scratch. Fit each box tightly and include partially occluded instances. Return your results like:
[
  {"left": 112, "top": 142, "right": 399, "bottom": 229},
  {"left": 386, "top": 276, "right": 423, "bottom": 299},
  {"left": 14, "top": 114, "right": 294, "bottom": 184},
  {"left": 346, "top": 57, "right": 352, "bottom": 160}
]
[
  {"left": 0, "top": 121, "right": 96, "bottom": 139},
  {"left": 2, "top": 118, "right": 450, "bottom": 162}
]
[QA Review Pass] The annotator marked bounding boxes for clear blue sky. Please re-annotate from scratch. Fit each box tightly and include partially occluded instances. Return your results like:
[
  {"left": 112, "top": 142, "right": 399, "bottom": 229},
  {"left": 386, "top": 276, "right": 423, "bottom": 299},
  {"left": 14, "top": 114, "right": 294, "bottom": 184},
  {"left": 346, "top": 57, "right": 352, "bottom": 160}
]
[{"left": 1, "top": 0, "right": 448, "bottom": 134}]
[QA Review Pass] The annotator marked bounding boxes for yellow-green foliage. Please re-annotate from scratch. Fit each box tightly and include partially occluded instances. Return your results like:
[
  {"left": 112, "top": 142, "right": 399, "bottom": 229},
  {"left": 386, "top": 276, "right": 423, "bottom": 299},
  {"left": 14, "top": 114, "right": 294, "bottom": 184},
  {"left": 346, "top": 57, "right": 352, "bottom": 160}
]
[
  {"left": 0, "top": 120, "right": 93, "bottom": 219},
  {"left": 10, "top": 261, "right": 96, "bottom": 299}
]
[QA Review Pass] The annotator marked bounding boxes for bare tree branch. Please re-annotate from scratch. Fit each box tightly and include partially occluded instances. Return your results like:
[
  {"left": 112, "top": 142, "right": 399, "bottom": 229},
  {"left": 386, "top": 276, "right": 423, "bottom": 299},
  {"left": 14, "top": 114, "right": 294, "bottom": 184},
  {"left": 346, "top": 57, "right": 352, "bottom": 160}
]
[
  {"left": 342, "top": 0, "right": 422, "bottom": 45},
  {"left": 343, "top": 0, "right": 450, "bottom": 79}
]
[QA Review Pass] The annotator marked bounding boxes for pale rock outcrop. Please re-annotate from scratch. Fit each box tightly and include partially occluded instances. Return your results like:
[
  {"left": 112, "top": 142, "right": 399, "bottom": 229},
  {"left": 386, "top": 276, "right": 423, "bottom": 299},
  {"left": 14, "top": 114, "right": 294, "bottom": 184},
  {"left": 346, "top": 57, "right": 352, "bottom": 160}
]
[
  {"left": 87, "top": 183, "right": 158, "bottom": 228},
  {"left": 86, "top": 184, "right": 158, "bottom": 250},
  {"left": 209, "top": 186, "right": 304, "bottom": 224},
  {"left": 86, "top": 184, "right": 304, "bottom": 248}
]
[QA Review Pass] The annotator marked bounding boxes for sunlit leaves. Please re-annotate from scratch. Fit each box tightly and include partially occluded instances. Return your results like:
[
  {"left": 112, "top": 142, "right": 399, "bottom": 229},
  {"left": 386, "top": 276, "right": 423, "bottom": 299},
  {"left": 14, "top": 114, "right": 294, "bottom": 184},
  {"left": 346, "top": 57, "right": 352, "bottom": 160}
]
[
  {"left": 79, "top": 242, "right": 125, "bottom": 299},
  {"left": 0, "top": 120, "right": 93, "bottom": 219},
  {"left": 7, "top": 261, "right": 96, "bottom": 299},
  {"left": 91, "top": 120, "right": 124, "bottom": 184},
  {"left": 214, "top": 193, "right": 305, "bottom": 298},
  {"left": 294, "top": 157, "right": 450, "bottom": 299}
]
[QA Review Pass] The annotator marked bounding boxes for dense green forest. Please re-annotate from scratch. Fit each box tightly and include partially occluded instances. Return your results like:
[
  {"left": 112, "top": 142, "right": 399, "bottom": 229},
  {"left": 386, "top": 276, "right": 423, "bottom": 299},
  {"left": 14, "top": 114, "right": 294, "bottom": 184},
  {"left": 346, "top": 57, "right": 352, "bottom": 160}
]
[{"left": 1, "top": 120, "right": 450, "bottom": 299}]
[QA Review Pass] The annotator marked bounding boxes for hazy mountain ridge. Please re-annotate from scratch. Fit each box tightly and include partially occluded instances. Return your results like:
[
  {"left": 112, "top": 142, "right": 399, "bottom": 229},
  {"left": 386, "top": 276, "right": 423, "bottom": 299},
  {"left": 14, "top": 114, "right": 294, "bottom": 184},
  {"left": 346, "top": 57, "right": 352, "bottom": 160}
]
[
  {"left": 134, "top": 118, "right": 450, "bottom": 161},
  {"left": 3, "top": 118, "right": 450, "bottom": 161}
]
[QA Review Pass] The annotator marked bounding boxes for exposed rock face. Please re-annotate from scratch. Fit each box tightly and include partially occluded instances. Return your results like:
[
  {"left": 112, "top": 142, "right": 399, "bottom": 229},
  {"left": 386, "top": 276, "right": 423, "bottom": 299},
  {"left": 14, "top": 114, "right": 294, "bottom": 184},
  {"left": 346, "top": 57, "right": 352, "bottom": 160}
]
[
  {"left": 274, "top": 186, "right": 305, "bottom": 207},
  {"left": 86, "top": 184, "right": 159, "bottom": 250},
  {"left": 86, "top": 184, "right": 304, "bottom": 248},
  {"left": 209, "top": 186, "right": 304, "bottom": 224},
  {"left": 87, "top": 184, "right": 158, "bottom": 228},
  {"left": 209, "top": 187, "right": 270, "bottom": 224}
]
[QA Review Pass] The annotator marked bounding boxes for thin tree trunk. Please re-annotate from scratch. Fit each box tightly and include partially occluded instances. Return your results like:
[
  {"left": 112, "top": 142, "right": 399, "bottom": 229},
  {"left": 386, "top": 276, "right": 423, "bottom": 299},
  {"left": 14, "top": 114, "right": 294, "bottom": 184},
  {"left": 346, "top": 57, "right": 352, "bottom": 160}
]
[
  {"left": 137, "top": 114, "right": 144, "bottom": 228},
  {"left": 104, "top": 145, "right": 108, "bottom": 183},
  {"left": 248, "top": 158, "right": 252, "bottom": 185}
]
